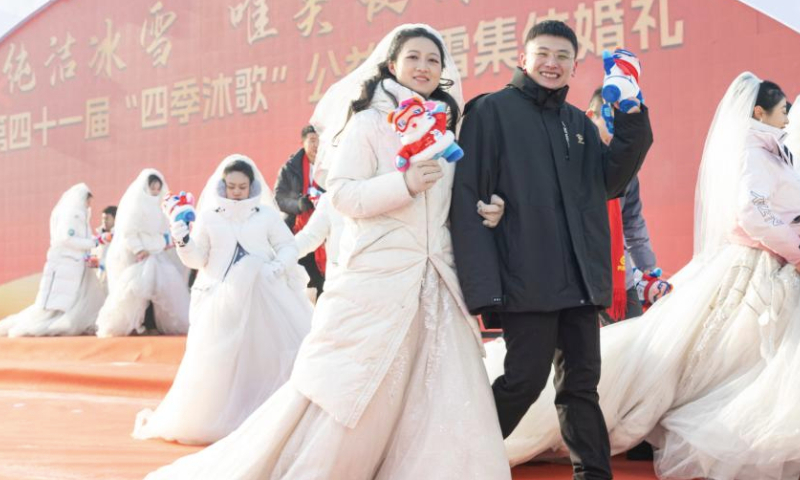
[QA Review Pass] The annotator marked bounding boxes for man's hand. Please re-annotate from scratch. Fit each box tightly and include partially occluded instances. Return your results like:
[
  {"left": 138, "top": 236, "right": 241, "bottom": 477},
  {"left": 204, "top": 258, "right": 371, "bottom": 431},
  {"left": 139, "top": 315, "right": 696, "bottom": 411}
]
[
  {"left": 298, "top": 196, "right": 315, "bottom": 213},
  {"left": 404, "top": 160, "right": 443, "bottom": 195},
  {"left": 477, "top": 194, "right": 505, "bottom": 228},
  {"left": 615, "top": 97, "right": 641, "bottom": 114},
  {"left": 135, "top": 250, "right": 150, "bottom": 262}
]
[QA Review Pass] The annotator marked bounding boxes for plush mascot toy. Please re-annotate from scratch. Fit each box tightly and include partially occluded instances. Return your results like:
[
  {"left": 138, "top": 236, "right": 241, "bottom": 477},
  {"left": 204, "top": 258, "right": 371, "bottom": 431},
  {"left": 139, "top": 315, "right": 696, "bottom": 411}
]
[
  {"left": 601, "top": 48, "right": 643, "bottom": 135},
  {"left": 633, "top": 267, "right": 673, "bottom": 309},
  {"left": 387, "top": 96, "right": 463, "bottom": 172},
  {"left": 162, "top": 191, "right": 196, "bottom": 245}
]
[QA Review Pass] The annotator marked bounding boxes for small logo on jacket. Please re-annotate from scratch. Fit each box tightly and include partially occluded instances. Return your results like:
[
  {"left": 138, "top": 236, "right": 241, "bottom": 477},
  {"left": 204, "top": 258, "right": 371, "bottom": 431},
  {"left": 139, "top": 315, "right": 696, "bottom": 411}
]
[{"left": 576, "top": 133, "right": 585, "bottom": 145}]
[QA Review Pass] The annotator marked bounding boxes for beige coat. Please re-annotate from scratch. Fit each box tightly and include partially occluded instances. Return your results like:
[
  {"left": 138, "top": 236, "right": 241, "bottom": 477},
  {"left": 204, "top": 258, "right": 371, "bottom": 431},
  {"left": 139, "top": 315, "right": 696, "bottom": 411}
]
[{"left": 290, "top": 79, "right": 483, "bottom": 428}]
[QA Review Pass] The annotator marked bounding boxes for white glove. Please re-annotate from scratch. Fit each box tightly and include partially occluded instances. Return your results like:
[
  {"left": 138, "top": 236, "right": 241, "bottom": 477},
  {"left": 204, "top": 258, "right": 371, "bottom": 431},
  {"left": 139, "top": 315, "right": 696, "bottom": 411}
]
[
  {"left": 170, "top": 221, "right": 190, "bottom": 246},
  {"left": 404, "top": 159, "right": 443, "bottom": 195},
  {"left": 264, "top": 261, "right": 285, "bottom": 280}
]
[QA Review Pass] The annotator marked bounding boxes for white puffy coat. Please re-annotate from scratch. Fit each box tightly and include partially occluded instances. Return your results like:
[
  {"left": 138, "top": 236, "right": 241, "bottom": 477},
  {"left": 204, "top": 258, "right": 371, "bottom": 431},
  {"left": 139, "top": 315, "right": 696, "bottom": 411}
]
[
  {"left": 36, "top": 204, "right": 95, "bottom": 311},
  {"left": 290, "top": 79, "right": 483, "bottom": 428},
  {"left": 177, "top": 194, "right": 301, "bottom": 290},
  {"left": 730, "top": 120, "right": 800, "bottom": 265},
  {"left": 295, "top": 193, "right": 344, "bottom": 279}
]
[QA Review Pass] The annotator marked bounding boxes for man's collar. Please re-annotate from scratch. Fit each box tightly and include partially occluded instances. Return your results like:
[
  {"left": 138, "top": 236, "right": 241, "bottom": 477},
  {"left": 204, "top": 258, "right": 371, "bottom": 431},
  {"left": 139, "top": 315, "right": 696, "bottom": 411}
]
[{"left": 508, "top": 67, "right": 569, "bottom": 110}]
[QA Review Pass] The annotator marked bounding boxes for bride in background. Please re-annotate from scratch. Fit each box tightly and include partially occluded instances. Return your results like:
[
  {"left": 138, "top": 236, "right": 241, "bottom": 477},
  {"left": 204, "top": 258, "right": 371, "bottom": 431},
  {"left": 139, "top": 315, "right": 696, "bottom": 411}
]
[
  {"left": 0, "top": 183, "right": 106, "bottom": 337},
  {"left": 95, "top": 169, "right": 189, "bottom": 337},
  {"left": 132, "top": 154, "right": 312, "bottom": 445}
]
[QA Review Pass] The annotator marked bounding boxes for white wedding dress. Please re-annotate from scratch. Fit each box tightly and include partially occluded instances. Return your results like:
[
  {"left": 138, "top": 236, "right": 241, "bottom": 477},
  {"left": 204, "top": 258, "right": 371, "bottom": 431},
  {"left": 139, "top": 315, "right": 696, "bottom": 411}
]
[
  {"left": 133, "top": 155, "right": 313, "bottom": 445},
  {"left": 95, "top": 169, "right": 190, "bottom": 337},
  {"left": 143, "top": 24, "right": 510, "bottom": 480},
  {"left": 0, "top": 183, "right": 105, "bottom": 337}
]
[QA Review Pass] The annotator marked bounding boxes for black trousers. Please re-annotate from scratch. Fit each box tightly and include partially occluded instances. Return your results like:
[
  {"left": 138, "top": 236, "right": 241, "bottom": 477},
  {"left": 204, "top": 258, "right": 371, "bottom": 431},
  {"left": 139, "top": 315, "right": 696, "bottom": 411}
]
[
  {"left": 298, "top": 252, "right": 324, "bottom": 296},
  {"left": 493, "top": 306, "right": 612, "bottom": 480}
]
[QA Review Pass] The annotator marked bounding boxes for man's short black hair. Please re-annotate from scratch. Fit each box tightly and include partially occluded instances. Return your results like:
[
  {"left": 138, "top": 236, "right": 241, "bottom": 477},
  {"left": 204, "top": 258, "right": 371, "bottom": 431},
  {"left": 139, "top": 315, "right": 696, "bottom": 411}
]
[
  {"left": 525, "top": 20, "right": 579, "bottom": 56},
  {"left": 301, "top": 125, "right": 317, "bottom": 140},
  {"left": 102, "top": 205, "right": 117, "bottom": 217}
]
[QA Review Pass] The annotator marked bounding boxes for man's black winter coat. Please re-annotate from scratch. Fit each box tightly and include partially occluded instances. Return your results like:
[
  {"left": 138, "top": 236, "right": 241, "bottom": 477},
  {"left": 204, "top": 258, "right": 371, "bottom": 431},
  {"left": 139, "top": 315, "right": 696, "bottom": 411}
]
[
  {"left": 451, "top": 68, "right": 653, "bottom": 320},
  {"left": 274, "top": 148, "right": 307, "bottom": 230}
]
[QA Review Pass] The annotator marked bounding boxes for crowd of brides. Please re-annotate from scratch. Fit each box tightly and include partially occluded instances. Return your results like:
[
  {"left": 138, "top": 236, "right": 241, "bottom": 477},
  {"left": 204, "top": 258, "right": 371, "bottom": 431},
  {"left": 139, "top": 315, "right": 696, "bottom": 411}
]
[{"left": 2, "top": 19, "right": 800, "bottom": 480}]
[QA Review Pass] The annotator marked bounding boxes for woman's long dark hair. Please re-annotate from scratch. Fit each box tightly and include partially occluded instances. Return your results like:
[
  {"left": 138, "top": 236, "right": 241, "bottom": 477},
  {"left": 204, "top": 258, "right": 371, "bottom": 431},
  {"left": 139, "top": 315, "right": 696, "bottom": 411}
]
[{"left": 347, "top": 27, "right": 461, "bottom": 133}]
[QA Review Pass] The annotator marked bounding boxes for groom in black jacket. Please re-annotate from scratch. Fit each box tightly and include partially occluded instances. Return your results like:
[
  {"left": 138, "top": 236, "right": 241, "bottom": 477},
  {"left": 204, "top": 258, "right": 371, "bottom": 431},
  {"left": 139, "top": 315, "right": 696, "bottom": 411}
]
[{"left": 451, "top": 21, "right": 653, "bottom": 480}]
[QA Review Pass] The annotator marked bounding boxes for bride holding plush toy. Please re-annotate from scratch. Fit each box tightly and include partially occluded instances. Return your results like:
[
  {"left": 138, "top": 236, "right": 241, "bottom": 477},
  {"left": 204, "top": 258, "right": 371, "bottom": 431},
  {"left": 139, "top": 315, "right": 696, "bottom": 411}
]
[{"left": 132, "top": 155, "right": 312, "bottom": 446}]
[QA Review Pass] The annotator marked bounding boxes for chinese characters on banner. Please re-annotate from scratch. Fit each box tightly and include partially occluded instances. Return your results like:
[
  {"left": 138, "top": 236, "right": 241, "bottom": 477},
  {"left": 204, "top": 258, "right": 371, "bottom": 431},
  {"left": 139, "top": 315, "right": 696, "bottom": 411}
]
[{"left": 0, "top": 0, "right": 684, "bottom": 154}]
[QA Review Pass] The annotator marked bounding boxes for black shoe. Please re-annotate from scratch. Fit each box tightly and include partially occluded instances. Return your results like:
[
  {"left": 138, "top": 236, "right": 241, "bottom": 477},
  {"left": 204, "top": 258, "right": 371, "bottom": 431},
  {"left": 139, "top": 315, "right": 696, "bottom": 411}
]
[{"left": 626, "top": 441, "right": 653, "bottom": 461}]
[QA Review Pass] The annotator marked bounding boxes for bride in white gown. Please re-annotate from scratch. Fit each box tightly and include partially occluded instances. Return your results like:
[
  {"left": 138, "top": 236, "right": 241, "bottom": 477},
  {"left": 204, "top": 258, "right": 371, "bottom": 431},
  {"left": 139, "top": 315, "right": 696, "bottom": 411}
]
[
  {"left": 484, "top": 72, "right": 800, "bottom": 480},
  {"left": 0, "top": 183, "right": 106, "bottom": 337},
  {"left": 95, "top": 169, "right": 190, "bottom": 336},
  {"left": 143, "top": 24, "right": 510, "bottom": 480},
  {"left": 133, "top": 155, "right": 312, "bottom": 445}
]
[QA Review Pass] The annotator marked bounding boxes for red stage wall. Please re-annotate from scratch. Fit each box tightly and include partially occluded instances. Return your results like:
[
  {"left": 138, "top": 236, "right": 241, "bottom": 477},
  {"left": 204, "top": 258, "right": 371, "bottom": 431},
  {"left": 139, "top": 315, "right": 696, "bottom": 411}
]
[{"left": 1, "top": 0, "right": 799, "bottom": 290}]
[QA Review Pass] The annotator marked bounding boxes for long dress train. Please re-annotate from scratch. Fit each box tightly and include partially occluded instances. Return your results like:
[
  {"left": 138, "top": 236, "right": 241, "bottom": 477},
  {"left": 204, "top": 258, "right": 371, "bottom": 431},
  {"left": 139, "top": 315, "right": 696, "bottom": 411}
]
[{"left": 145, "top": 264, "right": 510, "bottom": 479}]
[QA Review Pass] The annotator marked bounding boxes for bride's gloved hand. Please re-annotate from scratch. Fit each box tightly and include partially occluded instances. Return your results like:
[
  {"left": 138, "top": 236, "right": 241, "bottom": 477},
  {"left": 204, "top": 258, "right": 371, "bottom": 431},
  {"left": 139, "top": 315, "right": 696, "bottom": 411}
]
[
  {"left": 170, "top": 221, "right": 190, "bottom": 247},
  {"left": 265, "top": 261, "right": 285, "bottom": 279}
]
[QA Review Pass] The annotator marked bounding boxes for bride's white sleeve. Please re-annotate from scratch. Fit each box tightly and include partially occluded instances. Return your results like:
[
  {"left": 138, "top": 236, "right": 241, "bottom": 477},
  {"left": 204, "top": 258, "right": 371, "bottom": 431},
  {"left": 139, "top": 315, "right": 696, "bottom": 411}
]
[
  {"left": 176, "top": 220, "right": 210, "bottom": 270},
  {"left": 295, "top": 195, "right": 331, "bottom": 258},
  {"left": 736, "top": 152, "right": 800, "bottom": 265},
  {"left": 266, "top": 209, "right": 299, "bottom": 269},
  {"left": 327, "top": 113, "right": 413, "bottom": 219},
  {"left": 55, "top": 213, "right": 95, "bottom": 251}
]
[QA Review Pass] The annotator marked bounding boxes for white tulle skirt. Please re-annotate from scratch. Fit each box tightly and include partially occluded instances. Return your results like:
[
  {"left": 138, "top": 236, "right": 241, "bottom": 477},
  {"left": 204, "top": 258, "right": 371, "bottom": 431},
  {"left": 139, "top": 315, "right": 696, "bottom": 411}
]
[
  {"left": 0, "top": 267, "right": 106, "bottom": 337},
  {"left": 133, "top": 255, "right": 313, "bottom": 445},
  {"left": 143, "top": 264, "right": 511, "bottom": 480},
  {"left": 95, "top": 251, "right": 190, "bottom": 337},
  {"left": 484, "top": 244, "right": 800, "bottom": 479}
]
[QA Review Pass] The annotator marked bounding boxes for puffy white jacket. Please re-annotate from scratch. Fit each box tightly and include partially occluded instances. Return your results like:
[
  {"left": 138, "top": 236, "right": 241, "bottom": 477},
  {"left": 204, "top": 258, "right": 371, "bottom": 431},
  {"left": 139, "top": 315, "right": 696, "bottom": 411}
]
[
  {"left": 177, "top": 194, "right": 299, "bottom": 289},
  {"left": 291, "top": 79, "right": 482, "bottom": 428},
  {"left": 730, "top": 120, "right": 800, "bottom": 265},
  {"left": 36, "top": 206, "right": 95, "bottom": 311},
  {"left": 294, "top": 193, "right": 343, "bottom": 279}
]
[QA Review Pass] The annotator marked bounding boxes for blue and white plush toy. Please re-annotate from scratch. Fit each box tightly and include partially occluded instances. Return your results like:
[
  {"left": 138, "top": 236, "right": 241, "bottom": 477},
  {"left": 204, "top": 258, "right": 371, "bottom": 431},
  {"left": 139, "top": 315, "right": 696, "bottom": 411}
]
[
  {"left": 601, "top": 48, "right": 644, "bottom": 134},
  {"left": 161, "top": 191, "right": 196, "bottom": 245}
]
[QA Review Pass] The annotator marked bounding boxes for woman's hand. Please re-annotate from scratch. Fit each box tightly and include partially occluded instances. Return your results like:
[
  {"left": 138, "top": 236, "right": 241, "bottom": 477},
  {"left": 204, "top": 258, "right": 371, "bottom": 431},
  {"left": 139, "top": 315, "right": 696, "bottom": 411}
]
[
  {"left": 135, "top": 250, "right": 150, "bottom": 262},
  {"left": 404, "top": 160, "right": 443, "bottom": 195},
  {"left": 477, "top": 194, "right": 505, "bottom": 228}
]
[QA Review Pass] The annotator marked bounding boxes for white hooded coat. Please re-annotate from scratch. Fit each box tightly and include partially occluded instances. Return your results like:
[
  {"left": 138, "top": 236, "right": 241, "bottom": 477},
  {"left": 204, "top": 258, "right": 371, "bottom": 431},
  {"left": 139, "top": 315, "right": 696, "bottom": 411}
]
[
  {"left": 95, "top": 169, "right": 189, "bottom": 336},
  {"left": 133, "top": 155, "right": 312, "bottom": 445},
  {"left": 0, "top": 183, "right": 105, "bottom": 337}
]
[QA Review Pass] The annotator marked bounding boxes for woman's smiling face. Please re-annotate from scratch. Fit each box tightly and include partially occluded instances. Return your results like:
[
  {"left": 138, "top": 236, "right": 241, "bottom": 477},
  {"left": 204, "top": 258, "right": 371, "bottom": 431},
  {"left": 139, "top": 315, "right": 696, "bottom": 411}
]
[{"left": 389, "top": 36, "right": 443, "bottom": 98}]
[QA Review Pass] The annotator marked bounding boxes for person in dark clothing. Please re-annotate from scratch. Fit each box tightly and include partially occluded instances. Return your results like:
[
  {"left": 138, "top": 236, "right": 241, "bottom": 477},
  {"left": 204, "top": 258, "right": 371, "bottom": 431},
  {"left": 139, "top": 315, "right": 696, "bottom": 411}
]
[
  {"left": 586, "top": 87, "right": 659, "bottom": 326},
  {"left": 451, "top": 21, "right": 653, "bottom": 480},
  {"left": 588, "top": 87, "right": 659, "bottom": 461},
  {"left": 274, "top": 125, "right": 325, "bottom": 297}
]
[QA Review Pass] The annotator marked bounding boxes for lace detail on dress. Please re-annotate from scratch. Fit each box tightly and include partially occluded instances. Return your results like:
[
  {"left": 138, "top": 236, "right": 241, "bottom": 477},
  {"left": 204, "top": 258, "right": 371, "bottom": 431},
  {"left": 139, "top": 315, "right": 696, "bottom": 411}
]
[
  {"left": 386, "top": 342, "right": 410, "bottom": 406},
  {"left": 679, "top": 249, "right": 760, "bottom": 394},
  {"left": 421, "top": 264, "right": 452, "bottom": 391}
]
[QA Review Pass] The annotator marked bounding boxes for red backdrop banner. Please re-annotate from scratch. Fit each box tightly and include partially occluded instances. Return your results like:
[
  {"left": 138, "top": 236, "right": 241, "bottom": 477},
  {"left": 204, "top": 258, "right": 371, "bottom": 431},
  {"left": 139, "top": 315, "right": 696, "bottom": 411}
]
[{"left": 1, "top": 0, "right": 799, "bottom": 289}]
